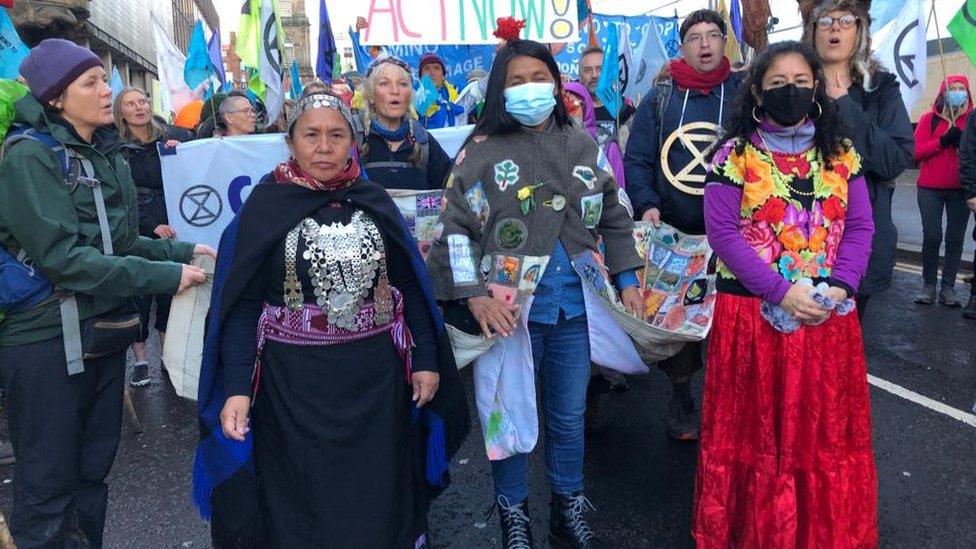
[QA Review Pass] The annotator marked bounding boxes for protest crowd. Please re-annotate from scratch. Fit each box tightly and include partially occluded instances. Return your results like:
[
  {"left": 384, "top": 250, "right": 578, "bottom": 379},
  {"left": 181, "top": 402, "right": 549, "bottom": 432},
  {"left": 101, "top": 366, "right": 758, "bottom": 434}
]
[{"left": 0, "top": 0, "right": 974, "bottom": 547}]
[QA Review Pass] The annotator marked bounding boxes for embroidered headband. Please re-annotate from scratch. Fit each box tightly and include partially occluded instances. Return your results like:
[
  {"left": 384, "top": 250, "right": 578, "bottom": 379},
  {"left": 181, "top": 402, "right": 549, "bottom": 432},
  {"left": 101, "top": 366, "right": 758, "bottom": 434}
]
[
  {"left": 365, "top": 56, "right": 413, "bottom": 79},
  {"left": 287, "top": 91, "right": 355, "bottom": 135}
]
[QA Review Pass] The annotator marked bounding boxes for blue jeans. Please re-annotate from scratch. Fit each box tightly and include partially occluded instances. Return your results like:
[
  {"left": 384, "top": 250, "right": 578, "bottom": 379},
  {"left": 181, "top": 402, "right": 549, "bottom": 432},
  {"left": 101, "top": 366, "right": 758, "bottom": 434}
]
[{"left": 491, "top": 313, "right": 591, "bottom": 503}]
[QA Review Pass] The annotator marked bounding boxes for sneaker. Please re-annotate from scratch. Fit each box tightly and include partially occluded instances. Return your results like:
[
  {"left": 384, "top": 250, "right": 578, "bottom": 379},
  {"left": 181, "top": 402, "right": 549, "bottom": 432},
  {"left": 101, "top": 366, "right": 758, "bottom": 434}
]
[
  {"left": 914, "top": 284, "right": 937, "bottom": 305},
  {"left": 940, "top": 286, "right": 963, "bottom": 307},
  {"left": 963, "top": 294, "right": 976, "bottom": 320},
  {"left": 128, "top": 362, "right": 150, "bottom": 387},
  {"left": 665, "top": 387, "right": 698, "bottom": 441}
]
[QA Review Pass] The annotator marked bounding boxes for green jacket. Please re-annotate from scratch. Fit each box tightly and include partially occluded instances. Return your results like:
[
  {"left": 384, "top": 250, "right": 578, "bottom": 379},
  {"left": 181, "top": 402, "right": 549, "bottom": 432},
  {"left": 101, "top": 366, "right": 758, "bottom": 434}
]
[{"left": 0, "top": 94, "right": 194, "bottom": 345}]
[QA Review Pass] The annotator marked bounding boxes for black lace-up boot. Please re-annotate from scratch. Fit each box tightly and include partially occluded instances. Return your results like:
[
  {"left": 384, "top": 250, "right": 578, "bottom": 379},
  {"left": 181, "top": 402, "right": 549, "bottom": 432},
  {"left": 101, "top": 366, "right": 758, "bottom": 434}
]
[
  {"left": 495, "top": 496, "right": 534, "bottom": 549},
  {"left": 548, "top": 491, "right": 605, "bottom": 548}
]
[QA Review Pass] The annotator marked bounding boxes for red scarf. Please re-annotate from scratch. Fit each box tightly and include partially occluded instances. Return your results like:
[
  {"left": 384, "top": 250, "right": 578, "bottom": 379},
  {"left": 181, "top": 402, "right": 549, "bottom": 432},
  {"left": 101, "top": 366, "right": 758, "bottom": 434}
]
[
  {"left": 669, "top": 57, "right": 732, "bottom": 95},
  {"left": 273, "top": 152, "right": 361, "bottom": 191}
]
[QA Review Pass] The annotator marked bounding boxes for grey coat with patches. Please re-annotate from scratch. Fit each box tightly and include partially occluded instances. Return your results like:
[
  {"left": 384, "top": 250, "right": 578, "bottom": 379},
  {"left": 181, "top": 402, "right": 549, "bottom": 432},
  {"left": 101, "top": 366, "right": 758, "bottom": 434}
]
[{"left": 426, "top": 122, "right": 642, "bottom": 301}]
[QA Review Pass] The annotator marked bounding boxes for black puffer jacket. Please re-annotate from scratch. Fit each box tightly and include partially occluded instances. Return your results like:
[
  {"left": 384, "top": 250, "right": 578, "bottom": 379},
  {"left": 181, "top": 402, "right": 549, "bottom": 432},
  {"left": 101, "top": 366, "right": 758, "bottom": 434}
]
[
  {"left": 833, "top": 71, "right": 915, "bottom": 297},
  {"left": 121, "top": 124, "right": 193, "bottom": 237}
]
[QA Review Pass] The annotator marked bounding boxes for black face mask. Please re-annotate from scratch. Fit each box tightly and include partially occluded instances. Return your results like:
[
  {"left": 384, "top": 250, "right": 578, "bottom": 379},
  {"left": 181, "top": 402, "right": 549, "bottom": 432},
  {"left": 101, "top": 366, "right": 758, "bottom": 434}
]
[{"left": 761, "top": 84, "right": 815, "bottom": 126}]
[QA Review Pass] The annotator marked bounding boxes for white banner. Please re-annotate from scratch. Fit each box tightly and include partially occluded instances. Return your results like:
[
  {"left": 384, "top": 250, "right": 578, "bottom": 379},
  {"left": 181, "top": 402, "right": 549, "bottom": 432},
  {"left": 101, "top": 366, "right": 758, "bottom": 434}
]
[
  {"left": 873, "top": 0, "right": 926, "bottom": 112},
  {"left": 161, "top": 134, "right": 289, "bottom": 249},
  {"left": 160, "top": 128, "right": 469, "bottom": 249},
  {"left": 360, "top": 0, "right": 578, "bottom": 45}
]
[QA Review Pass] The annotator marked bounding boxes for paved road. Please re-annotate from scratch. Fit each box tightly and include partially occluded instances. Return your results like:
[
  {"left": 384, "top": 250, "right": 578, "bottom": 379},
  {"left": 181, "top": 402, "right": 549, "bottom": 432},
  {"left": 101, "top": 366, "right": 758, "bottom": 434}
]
[{"left": 0, "top": 266, "right": 973, "bottom": 548}]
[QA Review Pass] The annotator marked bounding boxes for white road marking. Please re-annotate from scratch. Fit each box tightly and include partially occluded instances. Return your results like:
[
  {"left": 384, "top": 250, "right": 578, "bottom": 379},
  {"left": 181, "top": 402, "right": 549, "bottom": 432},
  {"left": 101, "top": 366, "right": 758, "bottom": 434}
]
[{"left": 867, "top": 374, "right": 976, "bottom": 428}]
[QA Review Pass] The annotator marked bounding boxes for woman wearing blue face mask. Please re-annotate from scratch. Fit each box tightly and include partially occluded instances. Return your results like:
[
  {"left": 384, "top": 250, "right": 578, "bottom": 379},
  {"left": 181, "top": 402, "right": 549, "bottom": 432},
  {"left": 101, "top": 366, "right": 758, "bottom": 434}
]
[
  {"left": 913, "top": 75, "right": 973, "bottom": 306},
  {"left": 426, "top": 38, "right": 645, "bottom": 549}
]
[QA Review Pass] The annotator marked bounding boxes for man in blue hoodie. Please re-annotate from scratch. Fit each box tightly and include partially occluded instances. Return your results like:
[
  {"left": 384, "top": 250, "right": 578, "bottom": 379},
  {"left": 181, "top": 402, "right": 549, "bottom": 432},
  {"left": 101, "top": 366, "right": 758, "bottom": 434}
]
[{"left": 624, "top": 9, "right": 743, "bottom": 441}]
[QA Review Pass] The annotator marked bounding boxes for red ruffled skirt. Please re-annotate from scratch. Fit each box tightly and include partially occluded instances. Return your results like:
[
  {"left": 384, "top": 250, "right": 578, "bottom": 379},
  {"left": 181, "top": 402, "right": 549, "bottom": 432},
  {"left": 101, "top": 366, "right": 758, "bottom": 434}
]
[{"left": 692, "top": 293, "right": 877, "bottom": 549}]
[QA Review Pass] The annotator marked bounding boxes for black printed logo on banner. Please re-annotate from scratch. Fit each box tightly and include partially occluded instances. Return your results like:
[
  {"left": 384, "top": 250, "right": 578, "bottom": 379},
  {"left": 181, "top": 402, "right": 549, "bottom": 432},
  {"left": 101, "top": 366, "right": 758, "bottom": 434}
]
[
  {"left": 180, "top": 185, "right": 223, "bottom": 227},
  {"left": 264, "top": 13, "right": 281, "bottom": 74},
  {"left": 894, "top": 20, "right": 920, "bottom": 89},
  {"left": 964, "top": 2, "right": 976, "bottom": 27}
]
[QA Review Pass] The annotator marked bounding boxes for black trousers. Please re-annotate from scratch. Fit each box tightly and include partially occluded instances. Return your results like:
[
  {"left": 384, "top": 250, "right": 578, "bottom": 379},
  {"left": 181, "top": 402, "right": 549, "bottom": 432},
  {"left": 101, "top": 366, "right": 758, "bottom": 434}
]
[
  {"left": 135, "top": 293, "right": 172, "bottom": 342},
  {"left": 916, "top": 187, "right": 970, "bottom": 287},
  {"left": 0, "top": 337, "right": 125, "bottom": 548},
  {"left": 658, "top": 340, "right": 704, "bottom": 383}
]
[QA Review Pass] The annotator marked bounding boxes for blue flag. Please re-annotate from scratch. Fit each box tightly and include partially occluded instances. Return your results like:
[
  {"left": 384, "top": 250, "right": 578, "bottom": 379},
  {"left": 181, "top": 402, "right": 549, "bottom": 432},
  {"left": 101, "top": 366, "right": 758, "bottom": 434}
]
[
  {"left": 207, "top": 31, "right": 226, "bottom": 85},
  {"left": 315, "top": 0, "right": 337, "bottom": 83},
  {"left": 595, "top": 23, "right": 621, "bottom": 118},
  {"left": 184, "top": 21, "right": 213, "bottom": 91},
  {"left": 730, "top": 0, "right": 743, "bottom": 45},
  {"left": 0, "top": 8, "right": 29, "bottom": 80},
  {"left": 109, "top": 66, "right": 125, "bottom": 100},
  {"left": 290, "top": 60, "right": 302, "bottom": 99}
]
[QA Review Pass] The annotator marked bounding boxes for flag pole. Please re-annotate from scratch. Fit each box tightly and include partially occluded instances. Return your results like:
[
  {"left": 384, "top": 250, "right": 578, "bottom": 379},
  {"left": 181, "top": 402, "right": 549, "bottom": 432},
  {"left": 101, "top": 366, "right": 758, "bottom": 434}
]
[{"left": 930, "top": 0, "right": 956, "bottom": 120}]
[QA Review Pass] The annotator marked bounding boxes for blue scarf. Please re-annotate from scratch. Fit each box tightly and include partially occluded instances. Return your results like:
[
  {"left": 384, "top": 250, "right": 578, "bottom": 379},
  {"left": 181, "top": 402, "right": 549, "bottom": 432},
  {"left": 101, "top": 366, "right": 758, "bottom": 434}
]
[{"left": 370, "top": 118, "right": 410, "bottom": 142}]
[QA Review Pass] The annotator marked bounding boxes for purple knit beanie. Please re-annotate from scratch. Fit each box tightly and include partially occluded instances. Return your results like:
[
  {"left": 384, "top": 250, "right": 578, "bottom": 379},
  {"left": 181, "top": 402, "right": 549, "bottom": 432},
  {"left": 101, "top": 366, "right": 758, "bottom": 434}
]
[
  {"left": 19, "top": 39, "right": 103, "bottom": 103},
  {"left": 418, "top": 53, "right": 446, "bottom": 75}
]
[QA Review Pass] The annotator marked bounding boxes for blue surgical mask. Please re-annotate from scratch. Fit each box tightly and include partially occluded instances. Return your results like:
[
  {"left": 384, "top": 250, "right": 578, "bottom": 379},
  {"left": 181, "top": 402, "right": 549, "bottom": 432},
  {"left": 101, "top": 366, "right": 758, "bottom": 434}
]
[
  {"left": 504, "top": 83, "right": 557, "bottom": 127},
  {"left": 946, "top": 89, "right": 968, "bottom": 109}
]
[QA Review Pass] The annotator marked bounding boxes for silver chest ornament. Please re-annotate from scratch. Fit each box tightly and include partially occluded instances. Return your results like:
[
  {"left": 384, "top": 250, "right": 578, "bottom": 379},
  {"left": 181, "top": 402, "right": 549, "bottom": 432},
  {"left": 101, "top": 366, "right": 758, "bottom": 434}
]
[{"left": 283, "top": 210, "right": 392, "bottom": 330}]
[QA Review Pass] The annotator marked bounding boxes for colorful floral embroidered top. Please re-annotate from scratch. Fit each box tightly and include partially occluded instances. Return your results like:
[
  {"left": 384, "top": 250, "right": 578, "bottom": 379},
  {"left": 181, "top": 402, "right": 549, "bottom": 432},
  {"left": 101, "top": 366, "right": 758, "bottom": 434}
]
[{"left": 708, "top": 133, "right": 863, "bottom": 285}]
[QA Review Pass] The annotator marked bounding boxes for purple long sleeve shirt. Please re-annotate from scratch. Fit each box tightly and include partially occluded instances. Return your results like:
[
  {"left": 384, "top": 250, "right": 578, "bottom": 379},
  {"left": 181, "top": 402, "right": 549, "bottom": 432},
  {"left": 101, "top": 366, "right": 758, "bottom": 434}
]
[{"left": 704, "top": 124, "right": 875, "bottom": 304}]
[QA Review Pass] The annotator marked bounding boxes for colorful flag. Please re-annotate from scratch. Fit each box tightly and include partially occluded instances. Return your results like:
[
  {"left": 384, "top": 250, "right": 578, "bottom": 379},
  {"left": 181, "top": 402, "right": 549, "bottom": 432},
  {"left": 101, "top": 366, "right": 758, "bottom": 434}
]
[
  {"left": 109, "top": 66, "right": 125, "bottom": 100},
  {"left": 717, "top": 0, "right": 743, "bottom": 64},
  {"left": 0, "top": 7, "right": 29, "bottom": 79},
  {"left": 876, "top": 0, "right": 926, "bottom": 111},
  {"left": 595, "top": 23, "right": 621, "bottom": 117},
  {"left": 236, "top": 0, "right": 260, "bottom": 69},
  {"left": 184, "top": 21, "right": 214, "bottom": 91},
  {"left": 730, "top": 0, "right": 743, "bottom": 45},
  {"left": 949, "top": 0, "right": 976, "bottom": 69},
  {"left": 150, "top": 12, "right": 201, "bottom": 115},
  {"left": 207, "top": 31, "right": 226, "bottom": 85},
  {"left": 315, "top": 0, "right": 337, "bottom": 83},
  {"left": 290, "top": 60, "right": 302, "bottom": 99},
  {"left": 870, "top": 0, "right": 906, "bottom": 33}
]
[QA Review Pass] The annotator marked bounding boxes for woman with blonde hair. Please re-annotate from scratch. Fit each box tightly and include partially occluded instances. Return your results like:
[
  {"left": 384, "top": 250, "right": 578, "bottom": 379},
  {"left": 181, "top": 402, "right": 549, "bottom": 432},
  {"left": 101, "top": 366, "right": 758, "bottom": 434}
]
[
  {"left": 799, "top": 0, "right": 914, "bottom": 317},
  {"left": 113, "top": 86, "right": 194, "bottom": 386},
  {"left": 357, "top": 57, "right": 452, "bottom": 190}
]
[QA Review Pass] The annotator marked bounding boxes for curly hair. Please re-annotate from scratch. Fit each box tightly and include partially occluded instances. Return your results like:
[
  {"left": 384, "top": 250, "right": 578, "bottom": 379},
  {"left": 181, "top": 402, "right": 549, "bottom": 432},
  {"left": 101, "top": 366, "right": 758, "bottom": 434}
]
[{"left": 712, "top": 41, "right": 848, "bottom": 167}]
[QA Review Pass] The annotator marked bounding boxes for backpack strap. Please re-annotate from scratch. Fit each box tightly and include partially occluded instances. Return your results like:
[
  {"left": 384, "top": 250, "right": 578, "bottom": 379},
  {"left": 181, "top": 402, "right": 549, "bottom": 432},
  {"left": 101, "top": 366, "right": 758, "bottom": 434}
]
[
  {"left": 2, "top": 129, "right": 113, "bottom": 375},
  {"left": 654, "top": 80, "right": 673, "bottom": 146},
  {"left": 410, "top": 120, "right": 429, "bottom": 172}
]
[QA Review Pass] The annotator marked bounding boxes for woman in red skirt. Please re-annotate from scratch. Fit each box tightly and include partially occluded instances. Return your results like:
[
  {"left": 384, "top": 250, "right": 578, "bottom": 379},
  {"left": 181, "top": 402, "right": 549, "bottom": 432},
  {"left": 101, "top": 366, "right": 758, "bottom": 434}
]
[{"left": 697, "top": 41, "right": 877, "bottom": 548}]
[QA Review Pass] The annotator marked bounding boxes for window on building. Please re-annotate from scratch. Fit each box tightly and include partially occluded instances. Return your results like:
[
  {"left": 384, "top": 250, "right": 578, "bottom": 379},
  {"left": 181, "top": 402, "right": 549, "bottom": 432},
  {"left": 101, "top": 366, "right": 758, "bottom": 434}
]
[
  {"left": 171, "top": 0, "right": 195, "bottom": 53},
  {"left": 279, "top": 1, "right": 292, "bottom": 18}
]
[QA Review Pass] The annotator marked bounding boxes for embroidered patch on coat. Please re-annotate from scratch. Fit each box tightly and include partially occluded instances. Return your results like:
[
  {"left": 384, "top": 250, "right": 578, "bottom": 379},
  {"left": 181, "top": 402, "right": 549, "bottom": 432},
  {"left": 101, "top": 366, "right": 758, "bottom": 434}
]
[
  {"left": 464, "top": 181, "right": 490, "bottom": 228},
  {"left": 580, "top": 194, "right": 603, "bottom": 228},
  {"left": 494, "top": 159, "right": 520, "bottom": 191},
  {"left": 448, "top": 234, "right": 478, "bottom": 285},
  {"left": 494, "top": 218, "right": 528, "bottom": 251},
  {"left": 572, "top": 165, "right": 596, "bottom": 190}
]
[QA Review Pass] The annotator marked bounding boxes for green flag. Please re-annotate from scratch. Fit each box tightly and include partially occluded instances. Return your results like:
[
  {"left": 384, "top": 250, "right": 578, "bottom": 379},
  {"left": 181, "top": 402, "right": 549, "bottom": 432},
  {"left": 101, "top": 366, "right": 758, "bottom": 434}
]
[
  {"left": 235, "top": 0, "right": 260, "bottom": 68},
  {"left": 948, "top": 0, "right": 976, "bottom": 67}
]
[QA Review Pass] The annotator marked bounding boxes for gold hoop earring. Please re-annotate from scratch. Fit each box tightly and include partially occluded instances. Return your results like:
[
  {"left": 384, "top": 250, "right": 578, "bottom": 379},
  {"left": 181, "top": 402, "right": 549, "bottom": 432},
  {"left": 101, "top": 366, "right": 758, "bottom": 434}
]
[
  {"left": 810, "top": 100, "right": 823, "bottom": 120},
  {"left": 752, "top": 106, "right": 762, "bottom": 124}
]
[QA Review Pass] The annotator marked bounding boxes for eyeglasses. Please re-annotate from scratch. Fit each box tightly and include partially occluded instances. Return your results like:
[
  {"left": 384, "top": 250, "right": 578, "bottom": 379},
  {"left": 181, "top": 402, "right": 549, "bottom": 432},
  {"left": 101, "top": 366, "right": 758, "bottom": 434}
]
[
  {"left": 229, "top": 107, "right": 256, "bottom": 115},
  {"left": 683, "top": 31, "right": 725, "bottom": 45},
  {"left": 816, "top": 14, "right": 859, "bottom": 30}
]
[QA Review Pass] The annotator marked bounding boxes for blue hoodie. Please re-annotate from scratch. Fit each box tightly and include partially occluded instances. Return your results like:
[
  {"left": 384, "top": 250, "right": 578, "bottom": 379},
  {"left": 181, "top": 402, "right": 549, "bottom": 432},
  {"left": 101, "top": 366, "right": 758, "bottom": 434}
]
[{"left": 624, "top": 69, "right": 744, "bottom": 234}]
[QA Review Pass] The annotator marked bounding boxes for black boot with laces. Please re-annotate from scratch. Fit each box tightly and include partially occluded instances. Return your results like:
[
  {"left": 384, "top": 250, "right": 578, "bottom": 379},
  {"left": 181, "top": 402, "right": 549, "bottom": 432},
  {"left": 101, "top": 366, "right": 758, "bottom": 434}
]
[
  {"left": 548, "top": 491, "right": 605, "bottom": 548},
  {"left": 495, "top": 496, "right": 534, "bottom": 549}
]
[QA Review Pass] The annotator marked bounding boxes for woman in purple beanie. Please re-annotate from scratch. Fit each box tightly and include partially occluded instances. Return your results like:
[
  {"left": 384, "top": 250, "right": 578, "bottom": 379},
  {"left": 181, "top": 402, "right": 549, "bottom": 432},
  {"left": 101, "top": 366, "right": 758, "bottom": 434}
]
[{"left": 0, "top": 38, "right": 214, "bottom": 547}]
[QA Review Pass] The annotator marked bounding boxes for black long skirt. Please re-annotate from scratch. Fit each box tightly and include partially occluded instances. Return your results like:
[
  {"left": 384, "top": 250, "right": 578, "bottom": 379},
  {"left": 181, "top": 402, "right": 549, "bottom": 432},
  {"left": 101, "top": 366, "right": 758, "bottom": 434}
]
[{"left": 252, "top": 332, "right": 419, "bottom": 548}]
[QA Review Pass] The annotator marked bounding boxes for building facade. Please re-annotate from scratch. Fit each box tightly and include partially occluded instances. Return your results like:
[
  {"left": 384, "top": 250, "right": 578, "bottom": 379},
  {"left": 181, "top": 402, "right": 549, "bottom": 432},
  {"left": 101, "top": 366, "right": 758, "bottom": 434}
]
[
  {"left": 280, "top": 0, "right": 312, "bottom": 81},
  {"left": 10, "top": 0, "right": 218, "bottom": 93}
]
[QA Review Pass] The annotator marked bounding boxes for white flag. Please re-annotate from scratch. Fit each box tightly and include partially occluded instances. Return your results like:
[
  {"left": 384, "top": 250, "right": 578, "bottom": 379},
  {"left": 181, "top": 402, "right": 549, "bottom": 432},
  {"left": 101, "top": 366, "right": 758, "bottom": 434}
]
[
  {"left": 618, "top": 24, "right": 634, "bottom": 100},
  {"left": 873, "top": 0, "right": 926, "bottom": 112},
  {"left": 149, "top": 13, "right": 201, "bottom": 115},
  {"left": 626, "top": 22, "right": 669, "bottom": 104},
  {"left": 258, "top": 0, "right": 285, "bottom": 127}
]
